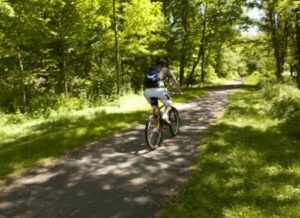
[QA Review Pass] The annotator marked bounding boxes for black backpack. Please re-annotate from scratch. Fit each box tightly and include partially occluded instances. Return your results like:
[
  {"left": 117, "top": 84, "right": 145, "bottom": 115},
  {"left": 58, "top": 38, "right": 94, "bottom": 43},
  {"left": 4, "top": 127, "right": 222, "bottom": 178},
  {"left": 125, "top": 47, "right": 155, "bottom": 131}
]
[{"left": 144, "top": 66, "right": 160, "bottom": 88}]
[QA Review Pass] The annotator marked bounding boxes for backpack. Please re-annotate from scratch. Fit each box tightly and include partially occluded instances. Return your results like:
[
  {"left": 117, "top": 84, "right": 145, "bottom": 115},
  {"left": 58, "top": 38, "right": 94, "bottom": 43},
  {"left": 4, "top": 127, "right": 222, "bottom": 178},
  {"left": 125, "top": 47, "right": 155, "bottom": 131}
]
[{"left": 144, "top": 66, "right": 160, "bottom": 88}]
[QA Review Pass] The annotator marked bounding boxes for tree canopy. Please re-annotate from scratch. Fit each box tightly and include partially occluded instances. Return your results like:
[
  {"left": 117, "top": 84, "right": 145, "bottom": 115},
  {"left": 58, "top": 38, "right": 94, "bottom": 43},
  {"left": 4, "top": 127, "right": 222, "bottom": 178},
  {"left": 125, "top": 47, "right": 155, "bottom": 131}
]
[{"left": 0, "top": 0, "right": 299, "bottom": 114}]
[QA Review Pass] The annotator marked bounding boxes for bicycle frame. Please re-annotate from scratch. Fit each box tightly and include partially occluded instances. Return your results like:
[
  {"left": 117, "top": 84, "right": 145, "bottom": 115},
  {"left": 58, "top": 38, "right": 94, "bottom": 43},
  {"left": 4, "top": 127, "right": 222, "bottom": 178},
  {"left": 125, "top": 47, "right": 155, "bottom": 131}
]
[{"left": 145, "top": 97, "right": 180, "bottom": 149}]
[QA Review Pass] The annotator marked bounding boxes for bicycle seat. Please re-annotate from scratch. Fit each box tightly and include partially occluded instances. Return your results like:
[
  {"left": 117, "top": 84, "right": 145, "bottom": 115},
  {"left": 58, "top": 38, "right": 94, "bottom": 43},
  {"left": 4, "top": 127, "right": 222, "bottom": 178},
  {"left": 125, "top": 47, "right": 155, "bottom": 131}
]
[{"left": 150, "top": 97, "right": 158, "bottom": 106}]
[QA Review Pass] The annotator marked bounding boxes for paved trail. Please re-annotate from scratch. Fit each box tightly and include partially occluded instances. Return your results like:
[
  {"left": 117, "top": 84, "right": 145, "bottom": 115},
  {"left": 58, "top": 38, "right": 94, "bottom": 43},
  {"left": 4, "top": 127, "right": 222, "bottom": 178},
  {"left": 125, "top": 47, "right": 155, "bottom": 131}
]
[{"left": 0, "top": 83, "right": 241, "bottom": 218}]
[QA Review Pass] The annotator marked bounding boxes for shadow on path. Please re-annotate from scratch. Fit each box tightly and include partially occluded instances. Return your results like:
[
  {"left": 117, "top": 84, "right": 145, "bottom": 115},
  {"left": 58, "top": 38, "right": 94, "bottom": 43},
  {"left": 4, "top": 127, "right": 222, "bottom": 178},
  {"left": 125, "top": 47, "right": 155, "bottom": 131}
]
[
  {"left": 200, "top": 83, "right": 258, "bottom": 92},
  {"left": 0, "top": 83, "right": 241, "bottom": 218}
]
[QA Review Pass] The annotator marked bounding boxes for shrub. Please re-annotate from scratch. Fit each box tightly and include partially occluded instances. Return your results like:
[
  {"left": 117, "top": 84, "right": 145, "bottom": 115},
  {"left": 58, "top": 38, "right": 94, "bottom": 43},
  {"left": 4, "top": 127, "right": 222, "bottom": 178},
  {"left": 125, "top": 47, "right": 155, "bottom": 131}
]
[
  {"left": 264, "top": 84, "right": 300, "bottom": 118},
  {"left": 281, "top": 111, "right": 300, "bottom": 139},
  {"left": 262, "top": 83, "right": 300, "bottom": 139},
  {"left": 245, "top": 71, "right": 276, "bottom": 86}
]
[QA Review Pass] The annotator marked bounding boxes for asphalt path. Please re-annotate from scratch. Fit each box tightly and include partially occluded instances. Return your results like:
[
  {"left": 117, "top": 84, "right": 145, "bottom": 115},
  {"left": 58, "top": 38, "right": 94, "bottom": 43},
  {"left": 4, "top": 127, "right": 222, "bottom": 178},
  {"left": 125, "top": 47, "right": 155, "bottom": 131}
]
[{"left": 0, "top": 82, "right": 241, "bottom": 218}]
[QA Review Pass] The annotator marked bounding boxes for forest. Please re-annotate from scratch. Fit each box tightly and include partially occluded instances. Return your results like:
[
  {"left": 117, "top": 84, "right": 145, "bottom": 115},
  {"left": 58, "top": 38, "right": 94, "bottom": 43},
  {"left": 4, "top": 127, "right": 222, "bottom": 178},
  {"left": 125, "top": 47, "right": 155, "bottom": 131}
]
[
  {"left": 1, "top": 1, "right": 300, "bottom": 217},
  {"left": 0, "top": 0, "right": 299, "bottom": 115}
]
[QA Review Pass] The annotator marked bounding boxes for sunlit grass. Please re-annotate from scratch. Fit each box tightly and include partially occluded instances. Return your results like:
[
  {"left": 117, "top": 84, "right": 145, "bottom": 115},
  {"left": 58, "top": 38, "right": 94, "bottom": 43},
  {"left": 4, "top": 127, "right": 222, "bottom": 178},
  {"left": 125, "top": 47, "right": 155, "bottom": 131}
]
[
  {"left": 1, "top": 94, "right": 151, "bottom": 181},
  {"left": 0, "top": 87, "right": 206, "bottom": 182},
  {"left": 159, "top": 86, "right": 300, "bottom": 218}
]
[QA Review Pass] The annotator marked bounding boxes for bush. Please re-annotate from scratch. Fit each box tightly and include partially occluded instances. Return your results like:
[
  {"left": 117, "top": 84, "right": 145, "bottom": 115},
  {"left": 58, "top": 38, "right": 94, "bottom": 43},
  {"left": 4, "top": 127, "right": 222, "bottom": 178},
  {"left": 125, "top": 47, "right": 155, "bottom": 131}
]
[
  {"left": 281, "top": 111, "right": 300, "bottom": 139},
  {"left": 205, "top": 65, "right": 219, "bottom": 82},
  {"left": 263, "top": 84, "right": 300, "bottom": 118},
  {"left": 244, "top": 71, "right": 276, "bottom": 86},
  {"left": 225, "top": 70, "right": 240, "bottom": 80},
  {"left": 244, "top": 71, "right": 263, "bottom": 85},
  {"left": 56, "top": 95, "right": 84, "bottom": 112},
  {"left": 262, "top": 83, "right": 300, "bottom": 139}
]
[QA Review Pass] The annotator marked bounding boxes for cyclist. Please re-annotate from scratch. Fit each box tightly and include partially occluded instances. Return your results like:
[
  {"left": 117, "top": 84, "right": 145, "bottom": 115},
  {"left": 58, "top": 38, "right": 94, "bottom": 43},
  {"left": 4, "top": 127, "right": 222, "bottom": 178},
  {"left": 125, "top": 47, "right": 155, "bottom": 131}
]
[{"left": 144, "top": 57, "right": 181, "bottom": 124}]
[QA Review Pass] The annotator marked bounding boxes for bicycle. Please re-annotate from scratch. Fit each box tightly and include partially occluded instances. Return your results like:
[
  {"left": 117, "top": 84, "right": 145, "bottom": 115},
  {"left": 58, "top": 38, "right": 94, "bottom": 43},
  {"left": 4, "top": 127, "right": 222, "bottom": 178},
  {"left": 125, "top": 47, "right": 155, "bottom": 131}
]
[{"left": 145, "top": 97, "right": 180, "bottom": 149}]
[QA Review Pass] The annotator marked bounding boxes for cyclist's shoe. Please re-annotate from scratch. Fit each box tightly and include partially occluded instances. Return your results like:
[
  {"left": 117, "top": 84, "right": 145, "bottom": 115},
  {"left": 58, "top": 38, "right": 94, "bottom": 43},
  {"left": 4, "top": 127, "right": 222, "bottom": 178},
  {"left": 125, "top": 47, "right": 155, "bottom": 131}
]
[{"left": 162, "top": 113, "right": 171, "bottom": 124}]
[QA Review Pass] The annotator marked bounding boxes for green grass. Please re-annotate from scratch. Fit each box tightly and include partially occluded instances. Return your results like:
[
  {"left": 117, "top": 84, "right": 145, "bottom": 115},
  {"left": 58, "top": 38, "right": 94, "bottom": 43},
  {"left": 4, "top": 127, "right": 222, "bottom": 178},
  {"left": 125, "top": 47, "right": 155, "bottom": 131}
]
[
  {"left": 0, "top": 88, "right": 206, "bottom": 183},
  {"left": 159, "top": 86, "right": 300, "bottom": 218}
]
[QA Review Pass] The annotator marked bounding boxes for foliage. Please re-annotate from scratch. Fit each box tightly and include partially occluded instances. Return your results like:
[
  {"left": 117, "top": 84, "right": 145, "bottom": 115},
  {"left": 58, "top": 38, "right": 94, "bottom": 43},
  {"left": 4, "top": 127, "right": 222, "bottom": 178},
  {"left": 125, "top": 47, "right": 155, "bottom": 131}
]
[
  {"left": 244, "top": 70, "right": 276, "bottom": 86},
  {"left": 262, "top": 83, "right": 300, "bottom": 139},
  {"left": 4, "top": 0, "right": 292, "bottom": 115},
  {"left": 0, "top": 0, "right": 166, "bottom": 113},
  {"left": 255, "top": 0, "right": 300, "bottom": 84}
]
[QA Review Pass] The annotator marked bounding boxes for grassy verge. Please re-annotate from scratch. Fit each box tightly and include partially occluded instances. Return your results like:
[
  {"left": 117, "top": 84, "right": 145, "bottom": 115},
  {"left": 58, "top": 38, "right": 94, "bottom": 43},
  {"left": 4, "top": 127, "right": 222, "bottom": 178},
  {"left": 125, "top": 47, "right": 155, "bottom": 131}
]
[
  {"left": 159, "top": 84, "right": 300, "bottom": 218},
  {"left": 0, "top": 87, "right": 206, "bottom": 183}
]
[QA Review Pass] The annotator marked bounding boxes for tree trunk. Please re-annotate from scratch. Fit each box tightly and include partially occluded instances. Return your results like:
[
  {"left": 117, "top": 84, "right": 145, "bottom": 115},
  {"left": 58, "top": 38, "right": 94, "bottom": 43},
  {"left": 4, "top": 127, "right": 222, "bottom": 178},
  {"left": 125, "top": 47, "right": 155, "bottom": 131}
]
[
  {"left": 17, "top": 52, "right": 26, "bottom": 113},
  {"left": 201, "top": 44, "right": 209, "bottom": 83},
  {"left": 267, "top": 4, "right": 289, "bottom": 81},
  {"left": 58, "top": 24, "right": 68, "bottom": 96},
  {"left": 268, "top": 8, "right": 282, "bottom": 80},
  {"left": 296, "top": 9, "right": 300, "bottom": 88},
  {"left": 179, "top": 0, "right": 189, "bottom": 87},
  {"left": 62, "top": 42, "right": 68, "bottom": 96},
  {"left": 113, "top": 0, "right": 121, "bottom": 95},
  {"left": 186, "top": 45, "right": 203, "bottom": 89},
  {"left": 186, "top": 0, "right": 208, "bottom": 88},
  {"left": 214, "top": 46, "right": 222, "bottom": 76},
  {"left": 179, "top": 45, "right": 186, "bottom": 87}
]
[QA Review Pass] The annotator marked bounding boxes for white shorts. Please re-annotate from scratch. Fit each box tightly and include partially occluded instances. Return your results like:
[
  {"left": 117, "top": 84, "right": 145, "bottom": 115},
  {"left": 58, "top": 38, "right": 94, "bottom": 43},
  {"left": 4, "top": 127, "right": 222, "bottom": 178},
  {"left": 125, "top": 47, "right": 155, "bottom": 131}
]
[{"left": 144, "top": 88, "right": 172, "bottom": 107}]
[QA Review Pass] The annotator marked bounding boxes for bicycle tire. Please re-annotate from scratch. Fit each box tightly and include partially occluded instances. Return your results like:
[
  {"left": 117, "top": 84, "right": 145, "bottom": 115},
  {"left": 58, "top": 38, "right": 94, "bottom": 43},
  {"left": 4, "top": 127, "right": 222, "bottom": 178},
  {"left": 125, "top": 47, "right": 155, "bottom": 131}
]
[
  {"left": 169, "top": 107, "right": 180, "bottom": 136},
  {"left": 145, "top": 116, "right": 162, "bottom": 149}
]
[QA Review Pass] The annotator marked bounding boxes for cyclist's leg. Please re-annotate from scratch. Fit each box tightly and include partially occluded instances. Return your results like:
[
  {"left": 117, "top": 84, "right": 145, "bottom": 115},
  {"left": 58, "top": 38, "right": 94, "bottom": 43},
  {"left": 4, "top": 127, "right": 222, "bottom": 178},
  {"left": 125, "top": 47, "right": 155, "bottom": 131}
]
[
  {"left": 144, "top": 89, "right": 159, "bottom": 114},
  {"left": 157, "top": 88, "right": 172, "bottom": 122},
  {"left": 145, "top": 87, "right": 172, "bottom": 112}
]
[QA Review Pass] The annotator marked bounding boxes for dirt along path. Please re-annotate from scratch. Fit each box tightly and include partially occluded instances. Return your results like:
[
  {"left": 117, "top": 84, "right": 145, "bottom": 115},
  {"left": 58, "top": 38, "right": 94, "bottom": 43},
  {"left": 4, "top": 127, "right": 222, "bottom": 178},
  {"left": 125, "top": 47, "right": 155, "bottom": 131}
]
[{"left": 0, "top": 82, "right": 241, "bottom": 218}]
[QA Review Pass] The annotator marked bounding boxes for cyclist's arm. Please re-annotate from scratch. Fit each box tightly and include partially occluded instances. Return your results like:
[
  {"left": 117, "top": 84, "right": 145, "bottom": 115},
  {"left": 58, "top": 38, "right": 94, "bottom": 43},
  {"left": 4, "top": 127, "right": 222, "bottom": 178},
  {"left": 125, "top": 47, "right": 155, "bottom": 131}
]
[
  {"left": 170, "top": 76, "right": 181, "bottom": 95},
  {"left": 166, "top": 69, "right": 181, "bottom": 95},
  {"left": 164, "top": 67, "right": 182, "bottom": 95}
]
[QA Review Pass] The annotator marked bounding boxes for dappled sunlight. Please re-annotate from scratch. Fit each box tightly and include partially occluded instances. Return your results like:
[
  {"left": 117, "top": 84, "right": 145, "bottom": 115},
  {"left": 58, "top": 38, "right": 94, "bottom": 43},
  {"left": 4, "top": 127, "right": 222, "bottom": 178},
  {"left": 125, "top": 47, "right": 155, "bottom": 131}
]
[
  {"left": 130, "top": 177, "right": 147, "bottom": 185},
  {"left": 133, "top": 196, "right": 153, "bottom": 205},
  {"left": 160, "top": 87, "right": 300, "bottom": 217},
  {"left": 262, "top": 164, "right": 284, "bottom": 177},
  {"left": 0, "top": 110, "right": 148, "bottom": 178},
  {"left": 0, "top": 83, "right": 239, "bottom": 217},
  {"left": 15, "top": 170, "right": 64, "bottom": 185},
  {"left": 102, "top": 183, "right": 113, "bottom": 191},
  {"left": 223, "top": 205, "right": 265, "bottom": 217}
]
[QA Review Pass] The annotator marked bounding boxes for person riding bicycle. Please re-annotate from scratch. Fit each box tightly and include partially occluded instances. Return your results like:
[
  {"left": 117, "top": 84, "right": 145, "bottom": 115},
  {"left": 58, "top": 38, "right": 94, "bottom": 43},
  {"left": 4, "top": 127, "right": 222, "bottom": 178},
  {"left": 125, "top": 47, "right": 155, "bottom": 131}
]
[{"left": 144, "top": 57, "right": 181, "bottom": 124}]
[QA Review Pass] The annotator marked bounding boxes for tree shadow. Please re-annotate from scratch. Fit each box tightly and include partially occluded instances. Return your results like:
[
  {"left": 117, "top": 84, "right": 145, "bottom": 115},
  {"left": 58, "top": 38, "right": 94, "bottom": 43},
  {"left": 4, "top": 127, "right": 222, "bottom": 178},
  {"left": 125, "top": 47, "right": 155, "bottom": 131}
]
[
  {"left": 0, "top": 109, "right": 205, "bottom": 218},
  {"left": 161, "top": 103, "right": 300, "bottom": 217},
  {"left": 0, "top": 110, "right": 149, "bottom": 179},
  {"left": 199, "top": 83, "right": 258, "bottom": 92},
  {"left": 0, "top": 85, "right": 236, "bottom": 218}
]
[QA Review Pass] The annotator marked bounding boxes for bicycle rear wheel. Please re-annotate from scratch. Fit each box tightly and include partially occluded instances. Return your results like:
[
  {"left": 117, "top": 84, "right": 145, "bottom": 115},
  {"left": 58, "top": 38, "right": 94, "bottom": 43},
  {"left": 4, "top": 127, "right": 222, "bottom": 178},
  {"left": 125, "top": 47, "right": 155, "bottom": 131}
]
[
  {"left": 145, "top": 116, "right": 162, "bottom": 149},
  {"left": 169, "top": 107, "right": 180, "bottom": 136}
]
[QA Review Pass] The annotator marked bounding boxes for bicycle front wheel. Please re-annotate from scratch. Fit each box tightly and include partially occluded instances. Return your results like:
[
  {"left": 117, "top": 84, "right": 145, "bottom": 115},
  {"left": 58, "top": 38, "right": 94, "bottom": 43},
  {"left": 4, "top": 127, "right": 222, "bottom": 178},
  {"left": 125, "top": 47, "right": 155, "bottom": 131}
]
[
  {"left": 169, "top": 107, "right": 180, "bottom": 136},
  {"left": 145, "top": 116, "right": 162, "bottom": 149}
]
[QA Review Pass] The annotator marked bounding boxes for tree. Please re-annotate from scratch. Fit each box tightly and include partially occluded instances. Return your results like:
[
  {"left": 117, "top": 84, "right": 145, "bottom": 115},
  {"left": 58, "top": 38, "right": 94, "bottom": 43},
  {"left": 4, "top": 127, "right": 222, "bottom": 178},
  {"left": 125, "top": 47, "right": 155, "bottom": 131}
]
[
  {"left": 292, "top": 2, "right": 300, "bottom": 87},
  {"left": 258, "top": 0, "right": 291, "bottom": 81},
  {"left": 0, "top": 0, "right": 50, "bottom": 112},
  {"left": 112, "top": 0, "right": 121, "bottom": 95},
  {"left": 185, "top": 0, "right": 245, "bottom": 87},
  {"left": 119, "top": 0, "right": 165, "bottom": 91}
]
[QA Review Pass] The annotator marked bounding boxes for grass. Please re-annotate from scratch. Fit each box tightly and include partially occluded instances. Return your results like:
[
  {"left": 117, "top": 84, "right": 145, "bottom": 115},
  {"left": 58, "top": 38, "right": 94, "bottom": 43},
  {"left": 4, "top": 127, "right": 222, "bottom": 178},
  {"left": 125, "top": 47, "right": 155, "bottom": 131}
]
[
  {"left": 0, "top": 87, "right": 206, "bottom": 183},
  {"left": 159, "top": 85, "right": 300, "bottom": 218}
]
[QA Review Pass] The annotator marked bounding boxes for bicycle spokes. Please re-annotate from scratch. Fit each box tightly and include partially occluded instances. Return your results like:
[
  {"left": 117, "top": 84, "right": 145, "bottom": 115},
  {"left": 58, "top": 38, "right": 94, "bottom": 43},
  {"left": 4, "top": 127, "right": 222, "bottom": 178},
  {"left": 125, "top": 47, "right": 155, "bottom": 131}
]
[
  {"left": 145, "top": 116, "right": 162, "bottom": 149},
  {"left": 169, "top": 108, "right": 179, "bottom": 136},
  {"left": 145, "top": 107, "right": 180, "bottom": 149}
]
